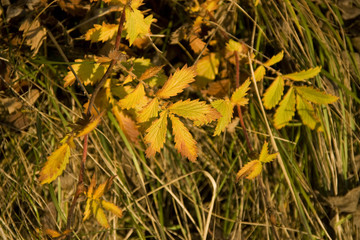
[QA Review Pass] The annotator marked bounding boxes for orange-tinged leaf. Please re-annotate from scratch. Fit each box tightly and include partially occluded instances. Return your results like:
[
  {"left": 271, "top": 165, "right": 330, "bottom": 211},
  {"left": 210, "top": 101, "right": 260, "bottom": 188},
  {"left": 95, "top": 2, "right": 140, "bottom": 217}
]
[
  {"left": 195, "top": 53, "right": 219, "bottom": 83},
  {"left": 101, "top": 200, "right": 123, "bottom": 218},
  {"left": 259, "top": 142, "right": 277, "bottom": 163},
  {"left": 189, "top": 34, "right": 208, "bottom": 54},
  {"left": 295, "top": 86, "right": 338, "bottom": 104},
  {"left": 211, "top": 99, "right": 234, "bottom": 136},
  {"left": 92, "top": 200, "right": 109, "bottom": 228},
  {"left": 76, "top": 112, "right": 104, "bottom": 137},
  {"left": 231, "top": 78, "right": 251, "bottom": 106},
  {"left": 112, "top": 106, "right": 140, "bottom": 143},
  {"left": 264, "top": 51, "right": 284, "bottom": 67},
  {"left": 144, "top": 111, "right": 168, "bottom": 157},
  {"left": 226, "top": 39, "right": 243, "bottom": 53},
  {"left": 39, "top": 143, "right": 70, "bottom": 184},
  {"left": 254, "top": 65, "right": 266, "bottom": 82},
  {"left": 168, "top": 99, "right": 217, "bottom": 123},
  {"left": 201, "top": 79, "right": 230, "bottom": 98},
  {"left": 262, "top": 76, "right": 284, "bottom": 109},
  {"left": 45, "top": 229, "right": 62, "bottom": 238},
  {"left": 84, "top": 22, "right": 118, "bottom": 43},
  {"left": 283, "top": 67, "right": 322, "bottom": 81},
  {"left": 83, "top": 198, "right": 92, "bottom": 221},
  {"left": 274, "top": 87, "right": 296, "bottom": 129},
  {"left": 125, "top": 8, "right": 153, "bottom": 46},
  {"left": 137, "top": 98, "right": 160, "bottom": 123},
  {"left": 93, "top": 176, "right": 115, "bottom": 199},
  {"left": 139, "top": 65, "right": 164, "bottom": 81},
  {"left": 296, "top": 95, "right": 321, "bottom": 130},
  {"left": 119, "top": 83, "right": 146, "bottom": 109},
  {"left": 170, "top": 115, "right": 197, "bottom": 161},
  {"left": 87, "top": 173, "right": 97, "bottom": 198},
  {"left": 157, "top": 65, "right": 196, "bottom": 99},
  {"left": 236, "top": 160, "right": 262, "bottom": 180}
]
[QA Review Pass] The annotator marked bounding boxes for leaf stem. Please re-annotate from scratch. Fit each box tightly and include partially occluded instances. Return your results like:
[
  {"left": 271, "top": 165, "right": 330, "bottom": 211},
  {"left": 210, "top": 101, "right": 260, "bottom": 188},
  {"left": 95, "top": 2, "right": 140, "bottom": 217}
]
[{"left": 234, "top": 51, "right": 253, "bottom": 152}]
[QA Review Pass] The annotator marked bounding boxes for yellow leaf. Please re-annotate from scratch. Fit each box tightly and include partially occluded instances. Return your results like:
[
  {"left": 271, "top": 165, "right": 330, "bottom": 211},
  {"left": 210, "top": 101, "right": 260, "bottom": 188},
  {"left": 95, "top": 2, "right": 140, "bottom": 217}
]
[
  {"left": 254, "top": 65, "right": 266, "bottom": 82},
  {"left": 226, "top": 39, "right": 243, "bottom": 53},
  {"left": 101, "top": 200, "right": 123, "bottom": 218},
  {"left": 39, "top": 143, "right": 70, "bottom": 184},
  {"left": 84, "top": 22, "right": 118, "bottom": 43},
  {"left": 112, "top": 106, "right": 140, "bottom": 143},
  {"left": 144, "top": 111, "right": 168, "bottom": 157},
  {"left": 156, "top": 65, "right": 196, "bottom": 99},
  {"left": 264, "top": 51, "right": 284, "bottom": 67},
  {"left": 274, "top": 87, "right": 296, "bottom": 129},
  {"left": 83, "top": 198, "right": 92, "bottom": 221},
  {"left": 125, "top": 8, "right": 153, "bottom": 46},
  {"left": 92, "top": 200, "right": 109, "bottom": 228},
  {"left": 236, "top": 160, "right": 262, "bottom": 180},
  {"left": 262, "top": 76, "right": 284, "bottom": 109},
  {"left": 44, "top": 229, "right": 62, "bottom": 238},
  {"left": 87, "top": 173, "right": 97, "bottom": 198},
  {"left": 168, "top": 99, "right": 218, "bottom": 123},
  {"left": 137, "top": 98, "right": 160, "bottom": 123},
  {"left": 196, "top": 53, "right": 219, "bottom": 84},
  {"left": 170, "top": 115, "right": 198, "bottom": 161},
  {"left": 283, "top": 67, "right": 322, "bottom": 81},
  {"left": 139, "top": 65, "right": 164, "bottom": 81},
  {"left": 295, "top": 86, "right": 338, "bottom": 104},
  {"left": 259, "top": 142, "right": 277, "bottom": 163},
  {"left": 296, "top": 95, "right": 321, "bottom": 130},
  {"left": 93, "top": 176, "right": 115, "bottom": 199},
  {"left": 118, "top": 83, "right": 146, "bottom": 110},
  {"left": 231, "top": 78, "right": 251, "bottom": 106},
  {"left": 211, "top": 99, "right": 234, "bottom": 136},
  {"left": 76, "top": 112, "right": 104, "bottom": 137}
]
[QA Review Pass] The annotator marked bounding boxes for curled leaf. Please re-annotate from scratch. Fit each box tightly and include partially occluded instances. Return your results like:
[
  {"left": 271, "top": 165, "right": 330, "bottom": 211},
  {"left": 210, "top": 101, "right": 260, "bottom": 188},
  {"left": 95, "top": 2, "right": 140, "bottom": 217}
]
[
  {"left": 76, "top": 111, "right": 104, "bottom": 137},
  {"left": 236, "top": 160, "right": 262, "bottom": 180}
]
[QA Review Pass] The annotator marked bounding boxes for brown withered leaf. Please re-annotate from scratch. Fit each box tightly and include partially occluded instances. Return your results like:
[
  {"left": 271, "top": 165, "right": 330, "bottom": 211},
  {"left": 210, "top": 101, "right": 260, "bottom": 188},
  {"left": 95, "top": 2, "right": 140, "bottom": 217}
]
[
  {"left": 201, "top": 79, "right": 230, "bottom": 98},
  {"left": 19, "top": 18, "right": 46, "bottom": 55},
  {"left": 327, "top": 187, "right": 360, "bottom": 213},
  {"left": 58, "top": 0, "right": 90, "bottom": 16}
]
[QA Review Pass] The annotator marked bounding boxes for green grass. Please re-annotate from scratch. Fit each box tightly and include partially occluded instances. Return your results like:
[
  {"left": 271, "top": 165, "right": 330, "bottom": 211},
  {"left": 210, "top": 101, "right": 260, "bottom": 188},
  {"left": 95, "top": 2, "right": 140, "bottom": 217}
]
[{"left": 1, "top": 0, "right": 359, "bottom": 239}]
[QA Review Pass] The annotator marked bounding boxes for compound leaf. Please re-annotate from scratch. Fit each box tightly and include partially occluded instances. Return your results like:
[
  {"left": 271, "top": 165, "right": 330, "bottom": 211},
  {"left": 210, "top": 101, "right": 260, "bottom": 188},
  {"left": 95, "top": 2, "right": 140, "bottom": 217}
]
[
  {"left": 156, "top": 65, "right": 196, "bottom": 99},
  {"left": 39, "top": 142, "right": 71, "bottom": 184},
  {"left": 119, "top": 83, "right": 146, "bottom": 110},
  {"left": 262, "top": 76, "right": 284, "bottom": 109},
  {"left": 283, "top": 67, "right": 321, "bottom": 81},
  {"left": 295, "top": 86, "right": 338, "bottom": 104},
  {"left": 144, "top": 111, "right": 168, "bottom": 157},
  {"left": 170, "top": 115, "right": 197, "bottom": 161},
  {"left": 231, "top": 78, "right": 251, "bottom": 106},
  {"left": 211, "top": 99, "right": 234, "bottom": 136},
  {"left": 264, "top": 51, "right": 284, "bottom": 67},
  {"left": 274, "top": 87, "right": 296, "bottom": 129}
]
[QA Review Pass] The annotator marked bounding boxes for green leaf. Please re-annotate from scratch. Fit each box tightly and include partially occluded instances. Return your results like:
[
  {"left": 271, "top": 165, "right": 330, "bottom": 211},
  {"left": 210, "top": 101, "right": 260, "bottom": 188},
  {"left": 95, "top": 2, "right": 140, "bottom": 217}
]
[
  {"left": 295, "top": 86, "right": 338, "bottom": 104},
  {"left": 254, "top": 65, "right": 266, "bottom": 82},
  {"left": 211, "top": 99, "right": 234, "bottom": 136},
  {"left": 264, "top": 51, "right": 284, "bottom": 67},
  {"left": 283, "top": 67, "right": 321, "bottom": 81},
  {"left": 231, "top": 78, "right": 251, "bottom": 106},
  {"left": 296, "top": 95, "right": 321, "bottom": 130},
  {"left": 274, "top": 87, "right": 296, "bottom": 129},
  {"left": 262, "top": 76, "right": 284, "bottom": 109}
]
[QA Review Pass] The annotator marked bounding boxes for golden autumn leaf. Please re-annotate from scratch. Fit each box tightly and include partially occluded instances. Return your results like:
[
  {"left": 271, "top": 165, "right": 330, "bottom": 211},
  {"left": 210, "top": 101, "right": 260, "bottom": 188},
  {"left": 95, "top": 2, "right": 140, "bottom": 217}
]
[
  {"left": 168, "top": 99, "right": 218, "bottom": 124},
  {"left": 92, "top": 200, "right": 110, "bottom": 228},
  {"left": 264, "top": 51, "right": 284, "bottom": 67},
  {"left": 84, "top": 22, "right": 118, "bottom": 43},
  {"left": 274, "top": 87, "right": 296, "bottom": 129},
  {"left": 259, "top": 142, "right": 278, "bottom": 163},
  {"left": 39, "top": 142, "right": 71, "bottom": 184},
  {"left": 112, "top": 106, "right": 140, "bottom": 143},
  {"left": 283, "top": 67, "right": 322, "bottom": 81},
  {"left": 211, "top": 99, "right": 234, "bottom": 136},
  {"left": 76, "top": 111, "right": 104, "bottom": 137},
  {"left": 262, "top": 76, "right": 284, "bottom": 109},
  {"left": 254, "top": 65, "right": 266, "bottom": 82},
  {"left": 118, "top": 83, "right": 146, "bottom": 110},
  {"left": 156, "top": 65, "right": 196, "bottom": 99},
  {"left": 101, "top": 200, "right": 123, "bottom": 218},
  {"left": 195, "top": 53, "right": 219, "bottom": 84},
  {"left": 137, "top": 98, "right": 160, "bottom": 123},
  {"left": 144, "top": 111, "right": 168, "bottom": 157},
  {"left": 139, "top": 65, "right": 164, "bottom": 81},
  {"left": 189, "top": 34, "right": 208, "bottom": 54},
  {"left": 93, "top": 176, "right": 115, "bottom": 200},
  {"left": 231, "top": 78, "right": 251, "bottom": 106},
  {"left": 170, "top": 115, "right": 197, "bottom": 161},
  {"left": 226, "top": 39, "right": 243, "bottom": 53},
  {"left": 44, "top": 229, "right": 62, "bottom": 238},
  {"left": 83, "top": 198, "right": 92, "bottom": 221},
  {"left": 125, "top": 7, "right": 153, "bottom": 46},
  {"left": 236, "top": 160, "right": 262, "bottom": 180}
]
